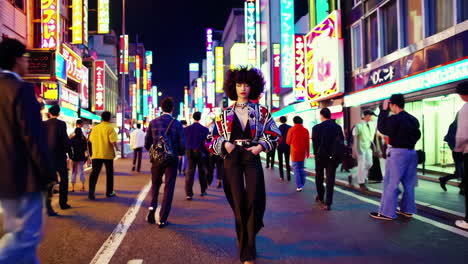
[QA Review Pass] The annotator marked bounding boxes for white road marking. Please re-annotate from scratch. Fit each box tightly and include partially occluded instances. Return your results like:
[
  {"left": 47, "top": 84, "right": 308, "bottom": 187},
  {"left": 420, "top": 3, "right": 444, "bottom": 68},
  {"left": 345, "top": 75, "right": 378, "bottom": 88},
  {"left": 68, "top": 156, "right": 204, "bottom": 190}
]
[
  {"left": 127, "top": 260, "right": 143, "bottom": 264},
  {"left": 305, "top": 176, "right": 468, "bottom": 238},
  {"left": 89, "top": 181, "right": 152, "bottom": 264}
]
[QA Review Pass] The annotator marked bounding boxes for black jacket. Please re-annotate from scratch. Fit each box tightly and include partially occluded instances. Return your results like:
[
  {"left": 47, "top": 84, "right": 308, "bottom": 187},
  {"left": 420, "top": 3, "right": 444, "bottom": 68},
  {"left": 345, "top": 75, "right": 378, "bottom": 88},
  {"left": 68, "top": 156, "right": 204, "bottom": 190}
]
[
  {"left": 43, "top": 118, "right": 71, "bottom": 170},
  {"left": 71, "top": 135, "right": 88, "bottom": 162},
  {"left": 312, "top": 119, "right": 344, "bottom": 159},
  {"left": 278, "top": 124, "right": 292, "bottom": 151},
  {"left": 145, "top": 114, "right": 186, "bottom": 156},
  {"left": 0, "top": 72, "right": 55, "bottom": 198}
]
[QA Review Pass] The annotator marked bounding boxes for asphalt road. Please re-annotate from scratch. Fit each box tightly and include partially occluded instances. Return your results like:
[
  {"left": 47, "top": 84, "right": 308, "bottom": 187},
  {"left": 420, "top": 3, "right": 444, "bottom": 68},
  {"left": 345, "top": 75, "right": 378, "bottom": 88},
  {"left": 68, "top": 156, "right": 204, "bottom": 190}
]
[{"left": 7, "top": 154, "right": 468, "bottom": 264}]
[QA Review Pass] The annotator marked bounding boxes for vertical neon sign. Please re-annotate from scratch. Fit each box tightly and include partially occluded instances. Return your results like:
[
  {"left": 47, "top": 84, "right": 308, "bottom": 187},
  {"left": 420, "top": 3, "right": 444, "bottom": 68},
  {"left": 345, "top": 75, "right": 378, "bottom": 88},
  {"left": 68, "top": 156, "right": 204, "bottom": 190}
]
[
  {"left": 41, "top": 0, "right": 60, "bottom": 49},
  {"left": 295, "top": 35, "right": 306, "bottom": 100},
  {"left": 245, "top": 0, "right": 256, "bottom": 65},
  {"left": 206, "top": 28, "right": 215, "bottom": 107}
]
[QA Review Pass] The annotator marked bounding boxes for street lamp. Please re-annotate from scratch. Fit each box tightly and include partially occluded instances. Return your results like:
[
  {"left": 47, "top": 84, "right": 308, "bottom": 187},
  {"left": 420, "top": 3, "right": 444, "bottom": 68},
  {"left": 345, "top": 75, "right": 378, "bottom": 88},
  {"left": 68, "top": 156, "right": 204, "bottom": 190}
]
[{"left": 158, "top": 91, "right": 162, "bottom": 97}]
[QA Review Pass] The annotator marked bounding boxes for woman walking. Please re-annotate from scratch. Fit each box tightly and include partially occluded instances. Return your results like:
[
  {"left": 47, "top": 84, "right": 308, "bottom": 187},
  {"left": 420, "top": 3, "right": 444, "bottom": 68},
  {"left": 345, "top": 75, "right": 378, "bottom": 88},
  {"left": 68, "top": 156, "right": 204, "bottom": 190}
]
[
  {"left": 207, "top": 67, "right": 281, "bottom": 264},
  {"left": 70, "top": 128, "right": 88, "bottom": 192}
]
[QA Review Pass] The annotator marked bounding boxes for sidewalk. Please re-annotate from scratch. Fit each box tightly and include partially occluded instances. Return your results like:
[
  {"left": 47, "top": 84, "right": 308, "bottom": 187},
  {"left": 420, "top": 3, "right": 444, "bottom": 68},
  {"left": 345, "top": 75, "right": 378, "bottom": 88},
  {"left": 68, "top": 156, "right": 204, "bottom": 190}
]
[{"left": 262, "top": 154, "right": 465, "bottom": 219}]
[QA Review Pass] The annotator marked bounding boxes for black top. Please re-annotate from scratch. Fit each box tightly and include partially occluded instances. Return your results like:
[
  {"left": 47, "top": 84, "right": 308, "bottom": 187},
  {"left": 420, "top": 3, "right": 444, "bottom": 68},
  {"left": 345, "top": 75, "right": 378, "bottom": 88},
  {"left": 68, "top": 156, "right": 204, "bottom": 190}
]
[
  {"left": 377, "top": 110, "right": 421, "bottom": 149},
  {"left": 278, "top": 123, "right": 292, "bottom": 151},
  {"left": 71, "top": 135, "right": 88, "bottom": 162},
  {"left": 43, "top": 118, "right": 72, "bottom": 169},
  {"left": 145, "top": 114, "right": 186, "bottom": 156},
  {"left": 230, "top": 113, "right": 253, "bottom": 142},
  {"left": 312, "top": 119, "right": 344, "bottom": 158},
  {"left": 184, "top": 123, "right": 209, "bottom": 151}
]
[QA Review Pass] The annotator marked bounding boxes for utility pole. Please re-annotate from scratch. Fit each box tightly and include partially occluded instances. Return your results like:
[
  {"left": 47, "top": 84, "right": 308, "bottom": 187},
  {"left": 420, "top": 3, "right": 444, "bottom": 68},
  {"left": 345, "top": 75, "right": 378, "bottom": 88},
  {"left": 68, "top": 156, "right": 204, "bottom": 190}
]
[{"left": 120, "top": 0, "right": 126, "bottom": 158}]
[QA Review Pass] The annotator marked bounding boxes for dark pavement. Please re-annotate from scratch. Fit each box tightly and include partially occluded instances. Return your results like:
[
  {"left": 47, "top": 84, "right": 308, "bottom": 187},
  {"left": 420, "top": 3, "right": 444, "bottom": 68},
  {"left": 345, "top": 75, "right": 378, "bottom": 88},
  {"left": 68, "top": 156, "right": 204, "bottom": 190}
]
[{"left": 3, "top": 153, "right": 467, "bottom": 264}]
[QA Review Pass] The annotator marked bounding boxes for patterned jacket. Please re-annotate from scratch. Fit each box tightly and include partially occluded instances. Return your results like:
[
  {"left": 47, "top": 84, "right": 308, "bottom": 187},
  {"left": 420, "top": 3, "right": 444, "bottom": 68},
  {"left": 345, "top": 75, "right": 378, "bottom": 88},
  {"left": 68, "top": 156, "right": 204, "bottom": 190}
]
[{"left": 207, "top": 102, "right": 281, "bottom": 158}]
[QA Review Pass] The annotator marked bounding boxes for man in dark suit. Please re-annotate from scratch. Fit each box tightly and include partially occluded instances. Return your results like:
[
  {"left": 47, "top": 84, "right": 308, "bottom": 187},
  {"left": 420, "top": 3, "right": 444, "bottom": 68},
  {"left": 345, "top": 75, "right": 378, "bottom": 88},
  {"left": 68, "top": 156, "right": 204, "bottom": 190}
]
[
  {"left": 0, "top": 38, "right": 56, "bottom": 264},
  {"left": 44, "top": 105, "right": 72, "bottom": 212},
  {"left": 312, "top": 108, "right": 344, "bottom": 211},
  {"left": 277, "top": 116, "right": 292, "bottom": 181}
]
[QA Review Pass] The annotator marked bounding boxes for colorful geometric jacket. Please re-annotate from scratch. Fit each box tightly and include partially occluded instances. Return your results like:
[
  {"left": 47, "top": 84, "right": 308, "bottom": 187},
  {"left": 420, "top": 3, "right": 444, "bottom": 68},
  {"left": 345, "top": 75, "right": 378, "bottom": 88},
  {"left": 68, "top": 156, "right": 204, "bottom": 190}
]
[{"left": 207, "top": 101, "right": 282, "bottom": 158}]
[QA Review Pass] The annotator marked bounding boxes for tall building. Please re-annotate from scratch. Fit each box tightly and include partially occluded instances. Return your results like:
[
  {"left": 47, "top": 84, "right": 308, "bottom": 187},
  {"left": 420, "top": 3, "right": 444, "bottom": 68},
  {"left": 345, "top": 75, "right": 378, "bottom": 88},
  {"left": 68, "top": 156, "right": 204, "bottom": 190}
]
[{"left": 0, "top": 0, "right": 27, "bottom": 43}]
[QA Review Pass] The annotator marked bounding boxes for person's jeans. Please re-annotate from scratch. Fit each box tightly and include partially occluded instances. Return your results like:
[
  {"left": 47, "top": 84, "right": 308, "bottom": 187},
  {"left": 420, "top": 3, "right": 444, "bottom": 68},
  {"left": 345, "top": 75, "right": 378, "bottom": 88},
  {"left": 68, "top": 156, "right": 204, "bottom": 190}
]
[
  {"left": 292, "top": 161, "right": 306, "bottom": 188},
  {"left": 71, "top": 161, "right": 85, "bottom": 184},
  {"left": 150, "top": 158, "right": 178, "bottom": 223},
  {"left": 379, "top": 148, "right": 418, "bottom": 218},
  {"left": 0, "top": 192, "right": 43, "bottom": 264}
]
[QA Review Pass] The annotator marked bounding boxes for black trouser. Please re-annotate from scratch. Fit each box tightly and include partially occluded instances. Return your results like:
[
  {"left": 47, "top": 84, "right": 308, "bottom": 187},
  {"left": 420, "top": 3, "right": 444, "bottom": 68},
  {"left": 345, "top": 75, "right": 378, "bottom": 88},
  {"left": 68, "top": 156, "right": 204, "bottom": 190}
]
[
  {"left": 440, "top": 152, "right": 465, "bottom": 187},
  {"left": 150, "top": 158, "right": 178, "bottom": 223},
  {"left": 57, "top": 166, "right": 69, "bottom": 207},
  {"left": 206, "top": 154, "right": 224, "bottom": 185},
  {"left": 224, "top": 146, "right": 266, "bottom": 262},
  {"left": 89, "top": 159, "right": 114, "bottom": 196},
  {"left": 266, "top": 146, "right": 276, "bottom": 168},
  {"left": 132, "top": 147, "right": 143, "bottom": 172},
  {"left": 45, "top": 183, "right": 55, "bottom": 213},
  {"left": 185, "top": 150, "right": 208, "bottom": 196},
  {"left": 315, "top": 156, "right": 339, "bottom": 206},
  {"left": 277, "top": 148, "right": 291, "bottom": 180},
  {"left": 464, "top": 154, "right": 468, "bottom": 222}
]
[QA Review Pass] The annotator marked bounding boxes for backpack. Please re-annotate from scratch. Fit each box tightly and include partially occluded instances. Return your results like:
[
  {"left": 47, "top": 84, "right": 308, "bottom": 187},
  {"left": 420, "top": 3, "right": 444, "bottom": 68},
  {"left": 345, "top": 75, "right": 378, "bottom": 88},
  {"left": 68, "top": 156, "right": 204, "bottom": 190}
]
[
  {"left": 149, "top": 118, "right": 176, "bottom": 166},
  {"left": 444, "top": 115, "right": 458, "bottom": 150}
]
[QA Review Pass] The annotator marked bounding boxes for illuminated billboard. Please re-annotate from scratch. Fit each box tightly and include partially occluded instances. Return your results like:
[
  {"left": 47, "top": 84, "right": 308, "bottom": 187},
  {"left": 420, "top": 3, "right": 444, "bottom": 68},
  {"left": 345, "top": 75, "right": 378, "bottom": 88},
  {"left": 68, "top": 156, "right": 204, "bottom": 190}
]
[
  {"left": 189, "top": 63, "right": 199, "bottom": 72},
  {"left": 97, "top": 0, "right": 110, "bottom": 34},
  {"left": 81, "top": 66, "right": 89, "bottom": 109},
  {"left": 206, "top": 28, "right": 215, "bottom": 106},
  {"left": 273, "top": 44, "right": 281, "bottom": 95},
  {"left": 245, "top": 0, "right": 256, "bottom": 65},
  {"left": 305, "top": 10, "right": 344, "bottom": 101},
  {"left": 230, "top": 43, "right": 248, "bottom": 69},
  {"left": 94, "top": 60, "right": 106, "bottom": 111},
  {"left": 72, "top": 0, "right": 83, "bottom": 44},
  {"left": 280, "top": 0, "right": 295, "bottom": 88},
  {"left": 146, "top": 51, "right": 153, "bottom": 65},
  {"left": 61, "top": 44, "right": 82, "bottom": 83},
  {"left": 295, "top": 35, "right": 307, "bottom": 100},
  {"left": 119, "top": 35, "right": 129, "bottom": 74},
  {"left": 55, "top": 53, "right": 67, "bottom": 83},
  {"left": 215, "top": 47, "right": 224, "bottom": 93},
  {"left": 41, "top": 0, "right": 60, "bottom": 49}
]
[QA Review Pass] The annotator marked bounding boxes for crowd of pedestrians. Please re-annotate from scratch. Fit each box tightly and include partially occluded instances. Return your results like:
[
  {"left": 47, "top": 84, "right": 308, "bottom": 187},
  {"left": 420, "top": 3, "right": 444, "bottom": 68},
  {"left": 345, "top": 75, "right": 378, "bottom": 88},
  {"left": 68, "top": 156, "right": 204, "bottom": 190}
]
[{"left": 1, "top": 37, "right": 468, "bottom": 264}]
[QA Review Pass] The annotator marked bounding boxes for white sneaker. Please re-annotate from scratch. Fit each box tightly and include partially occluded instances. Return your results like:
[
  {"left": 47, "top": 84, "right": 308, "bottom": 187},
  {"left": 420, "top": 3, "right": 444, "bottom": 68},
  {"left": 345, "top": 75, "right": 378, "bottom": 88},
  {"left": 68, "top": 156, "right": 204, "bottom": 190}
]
[
  {"left": 296, "top": 187, "right": 303, "bottom": 192},
  {"left": 455, "top": 220, "right": 468, "bottom": 230}
]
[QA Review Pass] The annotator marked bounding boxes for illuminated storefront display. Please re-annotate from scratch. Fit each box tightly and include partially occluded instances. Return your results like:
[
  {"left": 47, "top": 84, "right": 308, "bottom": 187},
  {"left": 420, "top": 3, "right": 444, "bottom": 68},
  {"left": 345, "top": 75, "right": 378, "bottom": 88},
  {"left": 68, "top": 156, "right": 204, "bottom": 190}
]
[
  {"left": 145, "top": 51, "right": 153, "bottom": 65},
  {"left": 61, "top": 44, "right": 82, "bottom": 83},
  {"left": 206, "top": 28, "right": 215, "bottom": 106},
  {"left": 81, "top": 66, "right": 89, "bottom": 108},
  {"left": 42, "top": 83, "right": 59, "bottom": 100},
  {"left": 60, "top": 87, "right": 79, "bottom": 112},
  {"left": 273, "top": 44, "right": 281, "bottom": 95},
  {"left": 72, "top": 0, "right": 83, "bottom": 44},
  {"left": 120, "top": 35, "right": 129, "bottom": 74},
  {"left": 305, "top": 10, "right": 344, "bottom": 101},
  {"left": 230, "top": 43, "right": 248, "bottom": 69},
  {"left": 345, "top": 57, "right": 468, "bottom": 107},
  {"left": 41, "top": 0, "right": 60, "bottom": 49},
  {"left": 215, "top": 47, "right": 224, "bottom": 93},
  {"left": 94, "top": 60, "right": 105, "bottom": 111},
  {"left": 245, "top": 0, "right": 256, "bottom": 65},
  {"left": 55, "top": 53, "right": 67, "bottom": 83},
  {"left": 280, "top": 0, "right": 295, "bottom": 88},
  {"left": 295, "top": 35, "right": 306, "bottom": 100},
  {"left": 97, "top": 0, "right": 110, "bottom": 34}
]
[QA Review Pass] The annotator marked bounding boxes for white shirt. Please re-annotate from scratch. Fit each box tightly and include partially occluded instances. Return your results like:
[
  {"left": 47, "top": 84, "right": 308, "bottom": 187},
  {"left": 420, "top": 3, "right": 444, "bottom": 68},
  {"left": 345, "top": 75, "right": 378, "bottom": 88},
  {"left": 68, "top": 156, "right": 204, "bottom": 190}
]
[
  {"left": 353, "top": 120, "right": 376, "bottom": 153},
  {"left": 455, "top": 103, "right": 468, "bottom": 154},
  {"left": 130, "top": 129, "right": 146, "bottom": 149}
]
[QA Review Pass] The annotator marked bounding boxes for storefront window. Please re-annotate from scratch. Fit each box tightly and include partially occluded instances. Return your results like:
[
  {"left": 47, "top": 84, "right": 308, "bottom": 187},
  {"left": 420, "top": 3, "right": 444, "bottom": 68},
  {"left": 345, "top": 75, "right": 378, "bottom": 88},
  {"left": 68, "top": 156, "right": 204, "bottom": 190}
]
[
  {"left": 365, "top": 13, "right": 379, "bottom": 63},
  {"left": 403, "top": 0, "right": 423, "bottom": 45},
  {"left": 352, "top": 24, "right": 363, "bottom": 69},
  {"left": 459, "top": 0, "right": 468, "bottom": 22},
  {"left": 427, "top": 0, "right": 454, "bottom": 35},
  {"left": 381, "top": 0, "right": 398, "bottom": 55}
]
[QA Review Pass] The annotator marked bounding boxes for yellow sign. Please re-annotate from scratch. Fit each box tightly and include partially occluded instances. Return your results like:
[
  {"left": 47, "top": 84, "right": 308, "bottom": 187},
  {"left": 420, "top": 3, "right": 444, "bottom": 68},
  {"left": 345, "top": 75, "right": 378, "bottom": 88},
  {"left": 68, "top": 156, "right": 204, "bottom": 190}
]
[
  {"left": 43, "top": 83, "right": 59, "bottom": 100},
  {"left": 72, "top": 0, "right": 83, "bottom": 44},
  {"left": 97, "top": 0, "right": 110, "bottom": 34},
  {"left": 215, "top": 47, "right": 224, "bottom": 93}
]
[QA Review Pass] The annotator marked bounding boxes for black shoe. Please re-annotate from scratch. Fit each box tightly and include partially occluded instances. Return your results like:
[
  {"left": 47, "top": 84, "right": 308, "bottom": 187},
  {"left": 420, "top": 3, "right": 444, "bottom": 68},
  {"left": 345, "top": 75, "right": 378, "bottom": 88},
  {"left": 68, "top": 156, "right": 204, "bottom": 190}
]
[
  {"left": 88, "top": 195, "right": 96, "bottom": 200},
  {"left": 439, "top": 178, "right": 447, "bottom": 192},
  {"left": 396, "top": 210, "right": 413, "bottom": 218},
  {"left": 47, "top": 210, "right": 59, "bottom": 216},
  {"left": 348, "top": 175, "right": 353, "bottom": 185},
  {"left": 146, "top": 208, "right": 156, "bottom": 224},
  {"left": 158, "top": 221, "right": 168, "bottom": 228},
  {"left": 359, "top": 183, "right": 369, "bottom": 191},
  {"left": 315, "top": 195, "right": 323, "bottom": 204},
  {"left": 106, "top": 192, "right": 117, "bottom": 198},
  {"left": 323, "top": 205, "right": 331, "bottom": 211},
  {"left": 60, "top": 204, "right": 72, "bottom": 210}
]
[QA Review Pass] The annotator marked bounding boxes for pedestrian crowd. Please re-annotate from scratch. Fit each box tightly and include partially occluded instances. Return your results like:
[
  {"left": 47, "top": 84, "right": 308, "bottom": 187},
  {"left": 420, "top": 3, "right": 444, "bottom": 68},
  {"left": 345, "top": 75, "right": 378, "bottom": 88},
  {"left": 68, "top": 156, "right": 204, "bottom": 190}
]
[{"left": 1, "top": 38, "right": 468, "bottom": 264}]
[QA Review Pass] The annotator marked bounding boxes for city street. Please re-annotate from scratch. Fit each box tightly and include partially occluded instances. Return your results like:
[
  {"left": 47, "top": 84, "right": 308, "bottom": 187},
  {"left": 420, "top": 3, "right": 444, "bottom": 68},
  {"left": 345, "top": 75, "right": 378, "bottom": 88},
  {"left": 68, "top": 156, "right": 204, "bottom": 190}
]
[{"left": 33, "top": 155, "right": 468, "bottom": 264}]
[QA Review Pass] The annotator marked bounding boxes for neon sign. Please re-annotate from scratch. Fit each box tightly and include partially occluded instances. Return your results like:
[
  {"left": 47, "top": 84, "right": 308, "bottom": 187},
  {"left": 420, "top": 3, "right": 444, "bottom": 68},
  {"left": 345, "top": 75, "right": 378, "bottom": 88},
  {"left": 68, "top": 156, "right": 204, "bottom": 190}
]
[
  {"left": 215, "top": 47, "right": 224, "bottom": 93},
  {"left": 97, "top": 0, "right": 110, "bottom": 34},
  {"left": 280, "top": 0, "right": 295, "bottom": 88},
  {"left": 94, "top": 60, "right": 105, "bottom": 111},
  {"left": 81, "top": 66, "right": 89, "bottom": 109},
  {"left": 245, "top": 0, "right": 256, "bottom": 65},
  {"left": 72, "top": 0, "right": 83, "bottom": 44},
  {"left": 206, "top": 28, "right": 215, "bottom": 106},
  {"left": 273, "top": 44, "right": 281, "bottom": 95},
  {"left": 295, "top": 35, "right": 306, "bottom": 100},
  {"left": 55, "top": 53, "right": 67, "bottom": 83},
  {"left": 41, "top": 0, "right": 60, "bottom": 49},
  {"left": 62, "top": 44, "right": 82, "bottom": 83}
]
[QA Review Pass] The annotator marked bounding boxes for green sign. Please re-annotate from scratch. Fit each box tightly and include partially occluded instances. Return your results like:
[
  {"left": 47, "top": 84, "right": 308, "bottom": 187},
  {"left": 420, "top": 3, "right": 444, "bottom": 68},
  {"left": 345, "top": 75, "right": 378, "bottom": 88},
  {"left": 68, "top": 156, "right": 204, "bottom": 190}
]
[{"left": 80, "top": 108, "right": 101, "bottom": 121}]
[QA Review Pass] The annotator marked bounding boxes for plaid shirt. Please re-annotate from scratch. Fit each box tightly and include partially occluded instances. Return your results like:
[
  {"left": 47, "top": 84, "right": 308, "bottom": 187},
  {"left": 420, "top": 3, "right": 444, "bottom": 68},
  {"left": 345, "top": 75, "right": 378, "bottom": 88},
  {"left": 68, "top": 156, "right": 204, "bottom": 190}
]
[{"left": 145, "top": 114, "right": 186, "bottom": 156}]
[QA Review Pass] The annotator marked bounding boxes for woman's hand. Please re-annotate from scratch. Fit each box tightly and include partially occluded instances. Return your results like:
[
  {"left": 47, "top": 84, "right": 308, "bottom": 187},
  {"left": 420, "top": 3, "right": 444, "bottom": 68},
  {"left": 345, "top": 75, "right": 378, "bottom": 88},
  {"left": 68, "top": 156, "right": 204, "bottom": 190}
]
[
  {"left": 225, "top": 142, "right": 236, "bottom": 154},
  {"left": 246, "top": 145, "right": 263, "bottom": 156}
]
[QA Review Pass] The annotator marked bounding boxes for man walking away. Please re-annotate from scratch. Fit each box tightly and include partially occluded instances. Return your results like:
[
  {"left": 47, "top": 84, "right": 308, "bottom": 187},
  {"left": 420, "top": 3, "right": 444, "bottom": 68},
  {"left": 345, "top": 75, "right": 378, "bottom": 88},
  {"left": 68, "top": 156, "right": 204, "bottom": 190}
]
[
  {"left": 454, "top": 82, "right": 468, "bottom": 230},
  {"left": 349, "top": 110, "right": 377, "bottom": 190},
  {"left": 312, "top": 108, "right": 344, "bottom": 211},
  {"left": 370, "top": 94, "right": 421, "bottom": 220},
  {"left": 44, "top": 105, "right": 73, "bottom": 211},
  {"left": 88, "top": 111, "right": 118, "bottom": 200},
  {"left": 0, "top": 38, "right": 56, "bottom": 263},
  {"left": 130, "top": 124, "right": 145, "bottom": 173},
  {"left": 145, "top": 97, "right": 185, "bottom": 228},
  {"left": 184, "top": 112, "right": 209, "bottom": 200},
  {"left": 286, "top": 116, "right": 310, "bottom": 192},
  {"left": 277, "top": 116, "right": 292, "bottom": 182}
]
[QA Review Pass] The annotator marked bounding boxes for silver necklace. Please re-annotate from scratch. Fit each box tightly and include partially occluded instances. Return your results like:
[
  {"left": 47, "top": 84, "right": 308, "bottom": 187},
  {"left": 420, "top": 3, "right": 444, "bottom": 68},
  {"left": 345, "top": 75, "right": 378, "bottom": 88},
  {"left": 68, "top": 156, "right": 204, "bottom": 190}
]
[{"left": 236, "top": 102, "right": 248, "bottom": 109}]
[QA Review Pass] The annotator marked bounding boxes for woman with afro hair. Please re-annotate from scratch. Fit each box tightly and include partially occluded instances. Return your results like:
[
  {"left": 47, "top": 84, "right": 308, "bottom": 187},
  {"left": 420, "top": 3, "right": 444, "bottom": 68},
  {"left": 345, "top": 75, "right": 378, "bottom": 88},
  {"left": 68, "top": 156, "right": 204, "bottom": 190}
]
[{"left": 207, "top": 67, "right": 281, "bottom": 264}]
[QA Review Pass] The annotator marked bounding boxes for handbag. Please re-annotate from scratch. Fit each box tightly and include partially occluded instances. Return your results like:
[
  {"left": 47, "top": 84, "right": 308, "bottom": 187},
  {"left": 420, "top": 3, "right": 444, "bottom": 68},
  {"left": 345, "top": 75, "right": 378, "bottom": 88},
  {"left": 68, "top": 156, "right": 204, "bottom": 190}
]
[{"left": 149, "top": 118, "right": 176, "bottom": 166}]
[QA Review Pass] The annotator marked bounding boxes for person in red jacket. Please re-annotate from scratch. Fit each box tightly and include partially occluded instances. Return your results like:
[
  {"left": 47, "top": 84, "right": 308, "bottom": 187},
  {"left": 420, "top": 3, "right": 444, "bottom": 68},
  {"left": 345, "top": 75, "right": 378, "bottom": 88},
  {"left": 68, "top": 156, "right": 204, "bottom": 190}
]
[{"left": 286, "top": 116, "right": 311, "bottom": 192}]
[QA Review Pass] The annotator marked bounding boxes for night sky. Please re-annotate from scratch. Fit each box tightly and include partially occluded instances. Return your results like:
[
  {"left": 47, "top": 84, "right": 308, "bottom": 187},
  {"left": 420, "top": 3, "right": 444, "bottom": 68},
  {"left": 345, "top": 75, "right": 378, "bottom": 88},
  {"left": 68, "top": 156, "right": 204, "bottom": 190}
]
[{"left": 110, "top": 0, "right": 309, "bottom": 106}]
